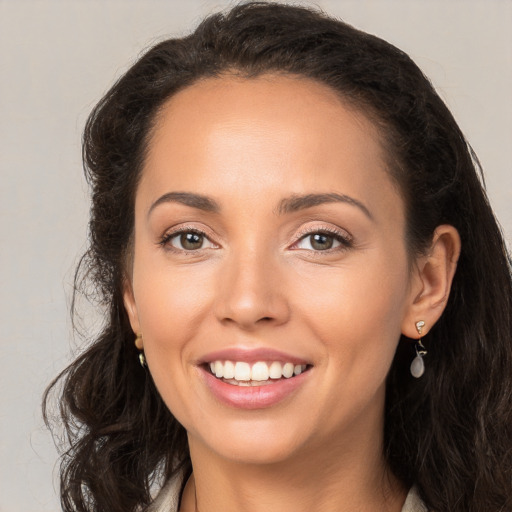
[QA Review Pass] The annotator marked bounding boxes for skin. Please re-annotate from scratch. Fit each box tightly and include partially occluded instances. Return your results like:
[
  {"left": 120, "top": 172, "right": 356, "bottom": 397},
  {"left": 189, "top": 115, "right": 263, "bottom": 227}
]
[{"left": 124, "top": 74, "right": 460, "bottom": 512}]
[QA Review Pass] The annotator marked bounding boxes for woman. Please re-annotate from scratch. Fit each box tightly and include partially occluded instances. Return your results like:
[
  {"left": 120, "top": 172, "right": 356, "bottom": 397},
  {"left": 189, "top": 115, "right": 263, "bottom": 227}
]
[{"left": 44, "top": 2, "right": 512, "bottom": 511}]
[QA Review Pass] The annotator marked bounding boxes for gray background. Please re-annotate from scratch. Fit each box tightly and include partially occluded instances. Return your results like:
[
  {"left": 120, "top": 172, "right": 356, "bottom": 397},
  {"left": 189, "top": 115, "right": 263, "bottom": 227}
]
[{"left": 1, "top": 1, "right": 510, "bottom": 510}]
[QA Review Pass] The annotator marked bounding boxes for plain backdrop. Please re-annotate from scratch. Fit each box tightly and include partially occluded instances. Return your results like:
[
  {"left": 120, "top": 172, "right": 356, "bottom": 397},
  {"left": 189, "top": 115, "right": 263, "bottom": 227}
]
[{"left": 1, "top": 1, "right": 510, "bottom": 510}]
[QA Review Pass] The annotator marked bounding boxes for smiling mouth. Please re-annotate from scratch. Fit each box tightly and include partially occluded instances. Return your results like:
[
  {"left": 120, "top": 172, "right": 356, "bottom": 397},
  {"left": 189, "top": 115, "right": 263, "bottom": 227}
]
[{"left": 206, "top": 360, "right": 311, "bottom": 386}]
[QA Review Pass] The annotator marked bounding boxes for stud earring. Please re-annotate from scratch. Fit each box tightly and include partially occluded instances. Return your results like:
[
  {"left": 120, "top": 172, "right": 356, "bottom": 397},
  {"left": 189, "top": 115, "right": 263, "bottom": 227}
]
[
  {"left": 135, "top": 333, "right": 147, "bottom": 368},
  {"left": 410, "top": 321, "right": 427, "bottom": 378}
]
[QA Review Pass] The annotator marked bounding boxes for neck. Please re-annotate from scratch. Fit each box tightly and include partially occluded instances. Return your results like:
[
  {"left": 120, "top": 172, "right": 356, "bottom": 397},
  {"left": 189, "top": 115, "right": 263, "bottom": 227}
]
[{"left": 181, "top": 429, "right": 406, "bottom": 512}]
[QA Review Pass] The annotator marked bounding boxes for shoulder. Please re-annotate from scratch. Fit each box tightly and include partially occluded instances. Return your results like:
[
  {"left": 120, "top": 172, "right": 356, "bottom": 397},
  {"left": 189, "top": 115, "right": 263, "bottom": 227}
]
[
  {"left": 146, "top": 476, "right": 181, "bottom": 512},
  {"left": 147, "top": 479, "right": 428, "bottom": 512},
  {"left": 401, "top": 486, "right": 429, "bottom": 512}
]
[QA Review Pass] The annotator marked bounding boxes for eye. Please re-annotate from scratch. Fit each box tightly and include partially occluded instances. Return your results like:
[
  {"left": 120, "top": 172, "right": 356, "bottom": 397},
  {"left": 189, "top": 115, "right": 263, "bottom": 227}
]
[
  {"left": 161, "top": 229, "right": 217, "bottom": 251},
  {"left": 293, "top": 229, "right": 352, "bottom": 251}
]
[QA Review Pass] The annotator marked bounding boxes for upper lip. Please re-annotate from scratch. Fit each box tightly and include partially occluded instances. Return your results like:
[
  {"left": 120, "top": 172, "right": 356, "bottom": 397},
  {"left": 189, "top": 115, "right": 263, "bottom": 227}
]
[{"left": 198, "top": 347, "right": 311, "bottom": 366}]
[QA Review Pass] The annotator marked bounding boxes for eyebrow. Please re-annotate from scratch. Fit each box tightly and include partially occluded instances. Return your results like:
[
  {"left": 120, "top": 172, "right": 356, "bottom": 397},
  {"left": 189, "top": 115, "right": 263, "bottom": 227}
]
[
  {"left": 277, "top": 193, "right": 374, "bottom": 220},
  {"left": 148, "top": 192, "right": 220, "bottom": 218},
  {"left": 147, "top": 191, "right": 373, "bottom": 221}
]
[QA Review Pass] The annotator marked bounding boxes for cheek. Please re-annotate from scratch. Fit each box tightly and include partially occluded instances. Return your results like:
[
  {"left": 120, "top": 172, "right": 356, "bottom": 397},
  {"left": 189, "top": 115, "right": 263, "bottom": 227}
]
[
  {"left": 291, "top": 262, "right": 409, "bottom": 434},
  {"left": 131, "top": 262, "right": 214, "bottom": 425},
  {"left": 294, "top": 252, "right": 409, "bottom": 371},
  {"left": 130, "top": 255, "right": 212, "bottom": 398},
  {"left": 133, "top": 257, "right": 215, "bottom": 337}
]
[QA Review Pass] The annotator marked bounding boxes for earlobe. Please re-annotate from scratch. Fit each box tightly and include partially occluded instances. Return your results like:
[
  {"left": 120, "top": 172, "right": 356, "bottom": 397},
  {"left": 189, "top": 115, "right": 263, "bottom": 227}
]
[
  {"left": 402, "top": 225, "right": 461, "bottom": 338},
  {"left": 123, "top": 276, "right": 141, "bottom": 335}
]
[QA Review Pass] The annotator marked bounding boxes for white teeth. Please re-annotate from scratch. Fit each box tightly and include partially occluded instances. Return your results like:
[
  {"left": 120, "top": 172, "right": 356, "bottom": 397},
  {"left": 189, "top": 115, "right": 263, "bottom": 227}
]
[
  {"left": 208, "top": 360, "right": 308, "bottom": 382},
  {"left": 282, "top": 362, "right": 294, "bottom": 378},
  {"left": 234, "top": 361, "right": 251, "bottom": 381},
  {"left": 269, "top": 361, "right": 283, "bottom": 379},
  {"left": 214, "top": 361, "right": 224, "bottom": 378},
  {"left": 223, "top": 360, "right": 235, "bottom": 379},
  {"left": 251, "top": 361, "right": 269, "bottom": 381}
]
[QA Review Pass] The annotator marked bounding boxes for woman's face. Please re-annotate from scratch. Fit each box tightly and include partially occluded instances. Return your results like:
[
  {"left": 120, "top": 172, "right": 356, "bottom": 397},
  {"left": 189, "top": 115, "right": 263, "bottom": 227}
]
[{"left": 124, "top": 75, "right": 419, "bottom": 465}]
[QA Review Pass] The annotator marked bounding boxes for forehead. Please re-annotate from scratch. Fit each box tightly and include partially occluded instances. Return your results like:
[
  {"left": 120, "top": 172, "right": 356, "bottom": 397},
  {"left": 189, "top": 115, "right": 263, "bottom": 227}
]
[
  {"left": 140, "top": 74, "right": 403, "bottom": 229},
  {"left": 150, "top": 74, "right": 383, "bottom": 152}
]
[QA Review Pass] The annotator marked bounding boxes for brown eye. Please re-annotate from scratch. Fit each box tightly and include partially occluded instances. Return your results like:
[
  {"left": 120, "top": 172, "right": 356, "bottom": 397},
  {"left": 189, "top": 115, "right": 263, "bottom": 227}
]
[
  {"left": 162, "top": 229, "right": 217, "bottom": 251},
  {"left": 293, "top": 229, "right": 353, "bottom": 252},
  {"left": 309, "top": 233, "right": 334, "bottom": 250},
  {"left": 179, "top": 232, "right": 204, "bottom": 250},
  {"left": 295, "top": 232, "right": 341, "bottom": 251}
]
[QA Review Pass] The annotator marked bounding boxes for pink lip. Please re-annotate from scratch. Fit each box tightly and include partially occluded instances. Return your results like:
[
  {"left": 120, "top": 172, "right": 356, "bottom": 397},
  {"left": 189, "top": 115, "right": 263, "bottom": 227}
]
[
  {"left": 199, "top": 347, "right": 310, "bottom": 365},
  {"left": 200, "top": 366, "right": 310, "bottom": 410}
]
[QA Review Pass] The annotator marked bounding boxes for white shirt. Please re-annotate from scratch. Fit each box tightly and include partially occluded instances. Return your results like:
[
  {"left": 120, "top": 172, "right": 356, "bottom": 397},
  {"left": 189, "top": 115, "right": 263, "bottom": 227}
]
[{"left": 147, "top": 478, "right": 428, "bottom": 512}]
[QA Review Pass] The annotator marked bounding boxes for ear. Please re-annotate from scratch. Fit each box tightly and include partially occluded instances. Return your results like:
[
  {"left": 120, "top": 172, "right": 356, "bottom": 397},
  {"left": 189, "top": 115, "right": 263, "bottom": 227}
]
[
  {"left": 402, "top": 225, "right": 461, "bottom": 338},
  {"left": 123, "top": 275, "right": 141, "bottom": 338}
]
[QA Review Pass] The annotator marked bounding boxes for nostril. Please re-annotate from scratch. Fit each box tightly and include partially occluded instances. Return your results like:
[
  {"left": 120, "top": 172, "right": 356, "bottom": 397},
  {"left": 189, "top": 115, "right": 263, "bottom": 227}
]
[{"left": 215, "top": 288, "right": 291, "bottom": 328}]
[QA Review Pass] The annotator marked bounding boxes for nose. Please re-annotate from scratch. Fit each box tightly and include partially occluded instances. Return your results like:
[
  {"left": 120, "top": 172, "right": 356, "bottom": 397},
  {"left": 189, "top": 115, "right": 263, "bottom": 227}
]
[{"left": 214, "top": 249, "right": 290, "bottom": 330}]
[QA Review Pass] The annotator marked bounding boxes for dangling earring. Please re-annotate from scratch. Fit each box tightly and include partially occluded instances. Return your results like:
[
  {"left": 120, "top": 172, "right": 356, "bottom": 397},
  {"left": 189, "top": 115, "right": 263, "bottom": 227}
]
[
  {"left": 135, "top": 333, "right": 147, "bottom": 368},
  {"left": 410, "top": 320, "right": 427, "bottom": 378}
]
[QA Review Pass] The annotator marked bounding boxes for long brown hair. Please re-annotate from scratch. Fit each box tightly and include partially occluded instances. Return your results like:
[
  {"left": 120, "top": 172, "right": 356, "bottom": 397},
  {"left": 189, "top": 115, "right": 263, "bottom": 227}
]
[{"left": 44, "top": 3, "right": 512, "bottom": 511}]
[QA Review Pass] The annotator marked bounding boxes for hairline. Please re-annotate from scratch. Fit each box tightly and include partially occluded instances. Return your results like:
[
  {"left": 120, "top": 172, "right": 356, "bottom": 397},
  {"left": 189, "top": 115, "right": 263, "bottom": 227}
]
[{"left": 122, "top": 70, "right": 420, "bottom": 281}]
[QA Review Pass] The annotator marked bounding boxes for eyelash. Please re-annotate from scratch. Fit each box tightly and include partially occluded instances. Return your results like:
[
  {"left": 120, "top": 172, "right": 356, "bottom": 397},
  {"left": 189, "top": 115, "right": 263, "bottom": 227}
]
[
  {"left": 291, "top": 226, "right": 353, "bottom": 252},
  {"left": 158, "top": 225, "right": 353, "bottom": 253},
  {"left": 158, "top": 226, "right": 216, "bottom": 252}
]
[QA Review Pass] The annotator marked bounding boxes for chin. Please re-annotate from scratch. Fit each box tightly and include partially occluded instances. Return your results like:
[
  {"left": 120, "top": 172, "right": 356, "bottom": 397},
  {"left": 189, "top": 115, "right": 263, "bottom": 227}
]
[{"left": 188, "top": 416, "right": 312, "bottom": 466}]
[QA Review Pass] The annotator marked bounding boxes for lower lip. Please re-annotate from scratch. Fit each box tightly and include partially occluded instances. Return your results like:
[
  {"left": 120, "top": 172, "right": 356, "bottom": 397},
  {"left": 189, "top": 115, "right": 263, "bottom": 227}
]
[{"left": 201, "top": 368, "right": 310, "bottom": 410}]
